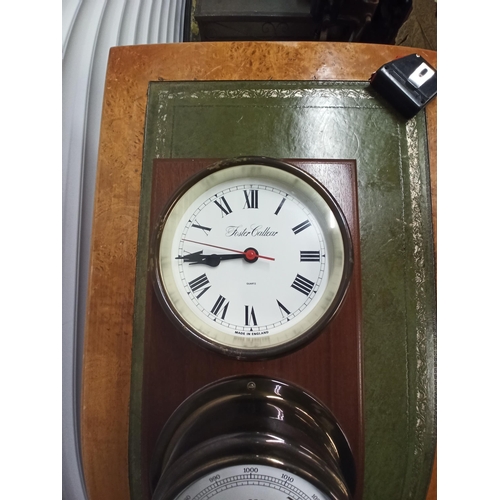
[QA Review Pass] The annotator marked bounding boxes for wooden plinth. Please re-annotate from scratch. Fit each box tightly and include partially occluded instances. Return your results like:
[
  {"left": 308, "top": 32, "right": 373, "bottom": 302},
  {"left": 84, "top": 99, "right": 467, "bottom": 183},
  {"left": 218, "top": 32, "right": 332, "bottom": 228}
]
[{"left": 81, "top": 42, "right": 436, "bottom": 500}]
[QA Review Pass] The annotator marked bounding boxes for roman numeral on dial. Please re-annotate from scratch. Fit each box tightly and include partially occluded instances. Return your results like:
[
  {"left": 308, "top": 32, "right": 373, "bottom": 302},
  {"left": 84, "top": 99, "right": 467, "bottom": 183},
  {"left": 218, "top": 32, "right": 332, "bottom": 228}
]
[
  {"left": 291, "top": 274, "right": 315, "bottom": 296},
  {"left": 188, "top": 273, "right": 211, "bottom": 298},
  {"left": 243, "top": 190, "right": 258, "bottom": 209},
  {"left": 245, "top": 305, "right": 257, "bottom": 326},
  {"left": 274, "top": 197, "right": 286, "bottom": 215},
  {"left": 277, "top": 300, "right": 291, "bottom": 317},
  {"left": 214, "top": 196, "right": 232, "bottom": 217},
  {"left": 211, "top": 295, "right": 229, "bottom": 319},
  {"left": 191, "top": 220, "right": 212, "bottom": 234},
  {"left": 292, "top": 219, "right": 311, "bottom": 234},
  {"left": 300, "top": 251, "right": 321, "bottom": 262}
]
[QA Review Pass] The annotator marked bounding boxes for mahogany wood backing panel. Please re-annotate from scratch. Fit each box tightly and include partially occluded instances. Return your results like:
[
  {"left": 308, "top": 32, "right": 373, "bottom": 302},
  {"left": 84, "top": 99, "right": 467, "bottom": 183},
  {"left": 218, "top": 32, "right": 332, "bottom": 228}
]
[
  {"left": 143, "top": 158, "right": 362, "bottom": 499},
  {"left": 81, "top": 42, "right": 437, "bottom": 500}
]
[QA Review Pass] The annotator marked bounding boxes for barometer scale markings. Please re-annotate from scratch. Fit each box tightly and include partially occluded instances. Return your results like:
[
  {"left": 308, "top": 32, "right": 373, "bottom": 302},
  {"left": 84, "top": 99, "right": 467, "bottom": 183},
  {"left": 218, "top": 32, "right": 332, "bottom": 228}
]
[
  {"left": 292, "top": 219, "right": 311, "bottom": 234},
  {"left": 214, "top": 195, "right": 232, "bottom": 216},
  {"left": 189, "top": 475, "right": 311, "bottom": 500}
]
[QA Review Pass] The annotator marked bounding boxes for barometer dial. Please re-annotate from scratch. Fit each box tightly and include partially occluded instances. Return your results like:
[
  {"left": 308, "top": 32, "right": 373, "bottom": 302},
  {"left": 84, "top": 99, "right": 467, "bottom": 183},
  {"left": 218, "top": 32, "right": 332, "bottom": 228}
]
[{"left": 175, "top": 464, "right": 329, "bottom": 499}]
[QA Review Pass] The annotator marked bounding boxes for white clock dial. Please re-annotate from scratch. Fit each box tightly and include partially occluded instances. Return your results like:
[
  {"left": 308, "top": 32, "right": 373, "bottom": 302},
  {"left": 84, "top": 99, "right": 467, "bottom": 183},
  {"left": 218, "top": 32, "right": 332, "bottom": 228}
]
[
  {"left": 154, "top": 159, "right": 352, "bottom": 358},
  {"left": 175, "top": 464, "right": 328, "bottom": 499}
]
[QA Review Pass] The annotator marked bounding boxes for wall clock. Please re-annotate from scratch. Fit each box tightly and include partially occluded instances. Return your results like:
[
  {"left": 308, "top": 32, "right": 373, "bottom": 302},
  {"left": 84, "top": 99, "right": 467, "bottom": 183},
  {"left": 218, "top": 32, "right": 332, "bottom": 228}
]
[
  {"left": 151, "top": 157, "right": 353, "bottom": 360},
  {"left": 150, "top": 375, "right": 355, "bottom": 500}
]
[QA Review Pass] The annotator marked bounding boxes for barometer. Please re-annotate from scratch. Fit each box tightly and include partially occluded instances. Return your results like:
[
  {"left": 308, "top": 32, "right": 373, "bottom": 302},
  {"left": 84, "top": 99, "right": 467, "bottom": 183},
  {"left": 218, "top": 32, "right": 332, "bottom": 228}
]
[
  {"left": 151, "top": 157, "right": 353, "bottom": 359},
  {"left": 150, "top": 376, "right": 355, "bottom": 500}
]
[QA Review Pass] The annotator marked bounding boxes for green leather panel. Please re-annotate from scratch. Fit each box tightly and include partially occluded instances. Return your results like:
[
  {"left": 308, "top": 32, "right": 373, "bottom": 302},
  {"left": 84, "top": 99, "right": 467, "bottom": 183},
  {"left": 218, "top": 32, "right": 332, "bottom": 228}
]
[{"left": 132, "top": 81, "right": 436, "bottom": 499}]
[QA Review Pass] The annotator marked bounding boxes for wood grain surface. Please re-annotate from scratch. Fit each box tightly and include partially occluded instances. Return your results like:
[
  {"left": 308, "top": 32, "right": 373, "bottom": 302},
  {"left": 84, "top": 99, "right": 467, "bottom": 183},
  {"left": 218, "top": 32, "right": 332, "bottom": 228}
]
[{"left": 81, "top": 42, "right": 437, "bottom": 500}]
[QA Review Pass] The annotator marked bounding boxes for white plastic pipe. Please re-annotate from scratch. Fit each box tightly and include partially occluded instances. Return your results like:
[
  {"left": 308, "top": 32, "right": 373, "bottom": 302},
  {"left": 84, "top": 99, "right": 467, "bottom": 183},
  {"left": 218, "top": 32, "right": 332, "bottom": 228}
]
[{"left": 62, "top": 2, "right": 186, "bottom": 498}]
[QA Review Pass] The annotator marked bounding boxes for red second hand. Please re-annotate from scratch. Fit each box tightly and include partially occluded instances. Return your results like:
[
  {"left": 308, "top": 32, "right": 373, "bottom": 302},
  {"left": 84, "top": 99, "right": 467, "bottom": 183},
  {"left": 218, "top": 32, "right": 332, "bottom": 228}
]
[{"left": 182, "top": 238, "right": 275, "bottom": 261}]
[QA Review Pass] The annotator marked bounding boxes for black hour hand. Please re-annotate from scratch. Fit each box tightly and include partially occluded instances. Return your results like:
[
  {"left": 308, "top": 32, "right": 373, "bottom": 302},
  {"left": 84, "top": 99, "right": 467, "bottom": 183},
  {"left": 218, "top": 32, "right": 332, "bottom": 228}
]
[
  {"left": 175, "top": 250, "right": 213, "bottom": 266},
  {"left": 176, "top": 250, "right": 203, "bottom": 262},
  {"left": 176, "top": 251, "right": 244, "bottom": 267}
]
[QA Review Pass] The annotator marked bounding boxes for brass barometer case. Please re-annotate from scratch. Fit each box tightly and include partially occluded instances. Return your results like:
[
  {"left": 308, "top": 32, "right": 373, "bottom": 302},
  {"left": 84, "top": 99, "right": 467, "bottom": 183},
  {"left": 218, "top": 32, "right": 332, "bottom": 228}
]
[{"left": 150, "top": 376, "right": 355, "bottom": 499}]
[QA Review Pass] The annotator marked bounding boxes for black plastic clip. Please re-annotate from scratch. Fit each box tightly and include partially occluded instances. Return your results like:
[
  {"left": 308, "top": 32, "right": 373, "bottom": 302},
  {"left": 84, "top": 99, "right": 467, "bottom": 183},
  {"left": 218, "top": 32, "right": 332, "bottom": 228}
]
[{"left": 369, "top": 53, "right": 437, "bottom": 119}]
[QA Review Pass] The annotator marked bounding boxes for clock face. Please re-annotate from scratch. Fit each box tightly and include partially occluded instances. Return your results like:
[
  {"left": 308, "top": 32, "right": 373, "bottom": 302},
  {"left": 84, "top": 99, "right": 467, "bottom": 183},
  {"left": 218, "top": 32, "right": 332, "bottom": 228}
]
[
  {"left": 153, "top": 158, "right": 352, "bottom": 358},
  {"left": 175, "top": 464, "right": 328, "bottom": 499}
]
